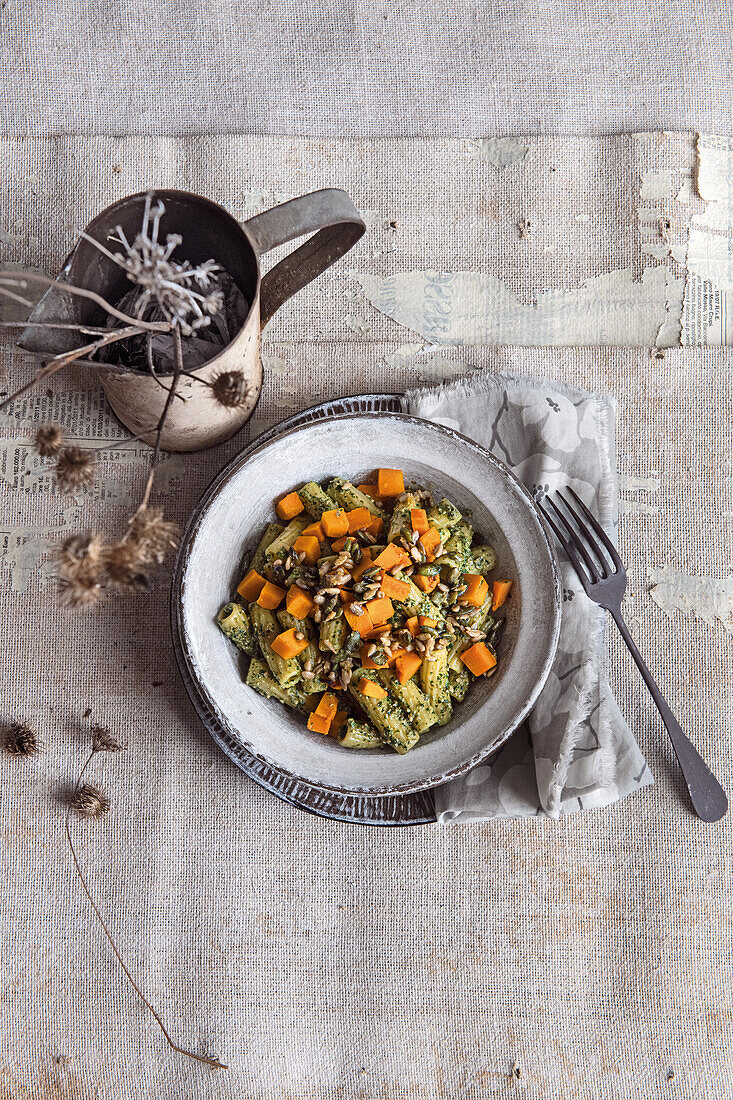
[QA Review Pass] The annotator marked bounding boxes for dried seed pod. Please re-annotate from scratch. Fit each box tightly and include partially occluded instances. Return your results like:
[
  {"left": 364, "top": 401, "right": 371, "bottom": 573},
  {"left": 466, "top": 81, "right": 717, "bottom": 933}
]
[
  {"left": 126, "top": 507, "right": 179, "bottom": 564},
  {"left": 35, "top": 424, "right": 65, "bottom": 457},
  {"left": 211, "top": 370, "right": 249, "bottom": 409},
  {"left": 56, "top": 447, "right": 96, "bottom": 491},
  {"left": 69, "top": 783, "right": 109, "bottom": 818},
  {"left": 91, "top": 725, "right": 123, "bottom": 753},
  {"left": 1, "top": 722, "right": 39, "bottom": 757}
]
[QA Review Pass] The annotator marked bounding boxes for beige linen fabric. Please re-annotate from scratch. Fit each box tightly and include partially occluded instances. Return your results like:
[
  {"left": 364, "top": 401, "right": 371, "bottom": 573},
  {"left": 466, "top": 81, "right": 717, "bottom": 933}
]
[
  {"left": 0, "top": 136, "right": 732, "bottom": 1098},
  {"left": 1, "top": 344, "right": 731, "bottom": 1100},
  {"left": 1, "top": 1, "right": 732, "bottom": 138}
]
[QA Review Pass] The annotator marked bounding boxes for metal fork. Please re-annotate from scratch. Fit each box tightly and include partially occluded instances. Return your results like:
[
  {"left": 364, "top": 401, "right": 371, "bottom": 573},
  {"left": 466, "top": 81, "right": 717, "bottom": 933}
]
[{"left": 538, "top": 488, "right": 727, "bottom": 822}]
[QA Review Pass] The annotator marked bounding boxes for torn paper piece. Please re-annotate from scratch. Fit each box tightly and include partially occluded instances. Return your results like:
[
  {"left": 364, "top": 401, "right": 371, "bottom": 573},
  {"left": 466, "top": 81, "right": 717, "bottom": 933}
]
[
  {"left": 357, "top": 267, "right": 672, "bottom": 347},
  {"left": 262, "top": 354, "right": 288, "bottom": 374},
  {"left": 344, "top": 314, "right": 371, "bottom": 335},
  {"left": 468, "top": 137, "right": 530, "bottom": 166},
  {"left": 619, "top": 499, "right": 659, "bottom": 515},
  {"left": 681, "top": 230, "right": 733, "bottom": 345},
  {"left": 640, "top": 170, "right": 673, "bottom": 201},
  {"left": 619, "top": 475, "right": 662, "bottom": 494},
  {"left": 649, "top": 566, "right": 733, "bottom": 633},
  {"left": 681, "top": 135, "right": 733, "bottom": 345}
]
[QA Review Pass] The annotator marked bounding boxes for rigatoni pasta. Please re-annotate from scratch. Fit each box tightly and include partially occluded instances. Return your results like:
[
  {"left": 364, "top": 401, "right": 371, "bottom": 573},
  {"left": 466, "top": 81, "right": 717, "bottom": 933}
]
[{"left": 216, "top": 470, "right": 512, "bottom": 752}]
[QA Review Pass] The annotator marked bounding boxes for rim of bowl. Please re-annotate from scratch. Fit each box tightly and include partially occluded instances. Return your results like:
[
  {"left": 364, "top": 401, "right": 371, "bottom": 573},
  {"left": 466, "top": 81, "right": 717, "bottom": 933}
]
[{"left": 172, "top": 410, "right": 563, "bottom": 796}]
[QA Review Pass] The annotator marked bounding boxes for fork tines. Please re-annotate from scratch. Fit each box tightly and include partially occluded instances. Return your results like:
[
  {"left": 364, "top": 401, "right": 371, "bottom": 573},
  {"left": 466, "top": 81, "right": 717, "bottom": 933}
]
[{"left": 537, "top": 488, "right": 622, "bottom": 587}]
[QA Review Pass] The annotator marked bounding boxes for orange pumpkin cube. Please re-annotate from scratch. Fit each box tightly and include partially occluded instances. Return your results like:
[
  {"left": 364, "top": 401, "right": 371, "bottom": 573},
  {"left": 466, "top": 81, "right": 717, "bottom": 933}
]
[
  {"left": 367, "top": 515, "right": 384, "bottom": 537},
  {"left": 410, "top": 508, "right": 429, "bottom": 534},
  {"left": 330, "top": 536, "right": 349, "bottom": 551},
  {"left": 302, "top": 520, "right": 325, "bottom": 540},
  {"left": 395, "top": 652, "right": 423, "bottom": 684},
  {"left": 270, "top": 627, "right": 310, "bottom": 659},
  {"left": 460, "top": 642, "right": 498, "bottom": 677},
  {"left": 286, "top": 586, "right": 317, "bottom": 619},
  {"left": 460, "top": 574, "right": 489, "bottom": 608},
  {"left": 364, "top": 596, "right": 394, "bottom": 625},
  {"left": 344, "top": 603, "right": 373, "bottom": 635},
  {"left": 314, "top": 692, "right": 339, "bottom": 721},
  {"left": 418, "top": 615, "right": 437, "bottom": 629},
  {"left": 307, "top": 711, "right": 332, "bottom": 735},
  {"left": 237, "top": 568, "right": 266, "bottom": 602},
  {"left": 276, "top": 492, "right": 304, "bottom": 521},
  {"left": 377, "top": 468, "right": 405, "bottom": 498},
  {"left": 386, "top": 647, "right": 409, "bottom": 667},
  {"left": 372, "top": 543, "right": 411, "bottom": 572},
  {"left": 293, "top": 535, "right": 321, "bottom": 564},
  {"left": 414, "top": 574, "right": 439, "bottom": 593},
  {"left": 357, "top": 678, "right": 388, "bottom": 699},
  {"left": 357, "top": 483, "right": 381, "bottom": 499},
  {"left": 321, "top": 508, "right": 350, "bottom": 538},
  {"left": 492, "top": 579, "right": 513, "bottom": 610},
  {"left": 405, "top": 615, "right": 420, "bottom": 637},
  {"left": 419, "top": 527, "right": 441, "bottom": 560},
  {"left": 346, "top": 507, "right": 372, "bottom": 533},
  {"left": 257, "top": 580, "right": 286, "bottom": 609},
  {"left": 330, "top": 710, "right": 348, "bottom": 737},
  {"left": 380, "top": 574, "right": 411, "bottom": 601},
  {"left": 351, "top": 550, "right": 375, "bottom": 581}
]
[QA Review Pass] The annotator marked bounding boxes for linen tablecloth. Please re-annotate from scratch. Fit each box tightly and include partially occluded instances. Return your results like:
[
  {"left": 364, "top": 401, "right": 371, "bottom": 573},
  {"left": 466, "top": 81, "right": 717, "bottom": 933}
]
[{"left": 1, "top": 132, "right": 732, "bottom": 1099}]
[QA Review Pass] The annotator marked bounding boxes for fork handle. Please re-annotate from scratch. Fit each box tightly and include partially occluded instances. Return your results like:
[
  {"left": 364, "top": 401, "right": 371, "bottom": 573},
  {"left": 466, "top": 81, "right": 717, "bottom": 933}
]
[{"left": 610, "top": 609, "right": 727, "bottom": 822}]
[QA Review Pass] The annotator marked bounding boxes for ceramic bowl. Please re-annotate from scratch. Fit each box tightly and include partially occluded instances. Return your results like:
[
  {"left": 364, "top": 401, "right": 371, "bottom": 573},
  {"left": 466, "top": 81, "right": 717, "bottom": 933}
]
[{"left": 176, "top": 413, "right": 562, "bottom": 796}]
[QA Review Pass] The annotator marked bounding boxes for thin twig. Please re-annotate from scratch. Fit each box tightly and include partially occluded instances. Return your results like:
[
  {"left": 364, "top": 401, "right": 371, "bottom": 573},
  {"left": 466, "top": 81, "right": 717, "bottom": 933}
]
[
  {"left": 64, "top": 751, "right": 226, "bottom": 1068},
  {"left": 147, "top": 333, "right": 186, "bottom": 402},
  {"left": 0, "top": 327, "right": 147, "bottom": 412},
  {"left": 0, "top": 319, "right": 116, "bottom": 335},
  {"left": 0, "top": 285, "right": 35, "bottom": 309},
  {"left": 132, "top": 326, "right": 183, "bottom": 519},
  {"left": 0, "top": 270, "right": 171, "bottom": 333}
]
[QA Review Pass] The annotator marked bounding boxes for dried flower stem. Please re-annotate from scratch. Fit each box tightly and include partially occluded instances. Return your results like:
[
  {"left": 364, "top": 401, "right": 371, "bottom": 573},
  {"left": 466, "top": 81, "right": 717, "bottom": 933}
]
[
  {"left": 0, "top": 326, "right": 147, "bottom": 412},
  {"left": 0, "top": 270, "right": 171, "bottom": 333},
  {"left": 0, "top": 320, "right": 116, "bottom": 335},
  {"left": 64, "top": 747, "right": 225, "bottom": 1069},
  {"left": 133, "top": 326, "right": 183, "bottom": 517}
]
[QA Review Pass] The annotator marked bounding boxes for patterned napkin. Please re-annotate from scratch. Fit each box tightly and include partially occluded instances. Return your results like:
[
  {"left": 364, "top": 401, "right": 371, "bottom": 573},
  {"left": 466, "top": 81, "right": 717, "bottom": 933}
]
[{"left": 403, "top": 372, "right": 653, "bottom": 822}]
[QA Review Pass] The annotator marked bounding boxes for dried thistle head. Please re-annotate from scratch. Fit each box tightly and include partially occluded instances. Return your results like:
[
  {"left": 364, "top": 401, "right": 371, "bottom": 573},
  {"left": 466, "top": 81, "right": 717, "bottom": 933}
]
[
  {"left": 56, "top": 447, "right": 96, "bottom": 492},
  {"left": 91, "top": 724, "right": 123, "bottom": 753},
  {"left": 35, "top": 424, "right": 65, "bottom": 457},
  {"left": 211, "top": 370, "right": 249, "bottom": 409},
  {"left": 1, "top": 722, "right": 40, "bottom": 757},
  {"left": 103, "top": 540, "right": 149, "bottom": 591},
  {"left": 69, "top": 783, "right": 109, "bottom": 818},
  {"left": 56, "top": 532, "right": 106, "bottom": 608},
  {"left": 126, "top": 507, "right": 179, "bottom": 564},
  {"left": 84, "top": 194, "right": 224, "bottom": 337}
]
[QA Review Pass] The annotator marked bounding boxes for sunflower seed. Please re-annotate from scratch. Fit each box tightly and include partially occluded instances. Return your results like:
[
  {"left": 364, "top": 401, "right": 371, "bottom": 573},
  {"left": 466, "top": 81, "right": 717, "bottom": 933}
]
[
  {"left": 410, "top": 547, "right": 422, "bottom": 562},
  {"left": 415, "top": 640, "right": 425, "bottom": 653},
  {"left": 404, "top": 566, "right": 415, "bottom": 576},
  {"left": 294, "top": 630, "right": 305, "bottom": 640},
  {"left": 284, "top": 555, "right": 292, "bottom": 570},
  {"left": 349, "top": 602, "right": 365, "bottom": 615},
  {"left": 314, "top": 593, "right": 325, "bottom": 604},
  {"left": 314, "top": 610, "right": 322, "bottom": 623},
  {"left": 451, "top": 603, "right": 461, "bottom": 612},
  {"left": 324, "top": 586, "right": 340, "bottom": 595},
  {"left": 435, "top": 542, "right": 444, "bottom": 556},
  {"left": 367, "top": 643, "right": 377, "bottom": 656},
  {"left": 411, "top": 529, "right": 420, "bottom": 544},
  {"left": 446, "top": 621, "right": 456, "bottom": 634},
  {"left": 295, "top": 579, "right": 310, "bottom": 590},
  {"left": 437, "top": 582, "right": 449, "bottom": 592},
  {"left": 302, "top": 670, "right": 315, "bottom": 681},
  {"left": 341, "top": 669, "right": 352, "bottom": 686},
  {"left": 303, "top": 659, "right": 313, "bottom": 672}
]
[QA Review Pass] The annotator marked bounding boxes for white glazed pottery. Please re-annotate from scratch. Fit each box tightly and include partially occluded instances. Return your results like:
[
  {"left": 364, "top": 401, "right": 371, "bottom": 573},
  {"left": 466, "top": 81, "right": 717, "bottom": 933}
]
[{"left": 177, "top": 413, "right": 562, "bottom": 797}]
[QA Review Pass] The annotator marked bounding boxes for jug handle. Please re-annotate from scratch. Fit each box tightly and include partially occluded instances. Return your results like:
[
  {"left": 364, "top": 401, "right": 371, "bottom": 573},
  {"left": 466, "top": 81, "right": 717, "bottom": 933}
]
[{"left": 244, "top": 189, "right": 366, "bottom": 328}]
